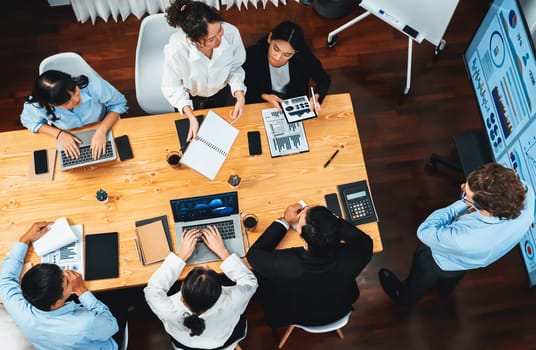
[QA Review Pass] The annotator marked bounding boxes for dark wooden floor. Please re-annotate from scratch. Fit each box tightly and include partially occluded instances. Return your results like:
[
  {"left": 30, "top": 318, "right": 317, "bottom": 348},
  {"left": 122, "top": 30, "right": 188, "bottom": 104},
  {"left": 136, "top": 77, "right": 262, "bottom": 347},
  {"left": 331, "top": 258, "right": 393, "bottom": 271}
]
[{"left": 2, "top": 1, "right": 536, "bottom": 349}]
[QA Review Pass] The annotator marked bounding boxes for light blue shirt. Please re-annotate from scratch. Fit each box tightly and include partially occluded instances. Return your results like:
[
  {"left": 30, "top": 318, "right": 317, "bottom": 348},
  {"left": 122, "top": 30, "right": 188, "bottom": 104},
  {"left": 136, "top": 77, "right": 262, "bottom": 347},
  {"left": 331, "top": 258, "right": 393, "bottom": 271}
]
[
  {"left": 0, "top": 242, "right": 118, "bottom": 350},
  {"left": 20, "top": 76, "right": 128, "bottom": 133},
  {"left": 417, "top": 184, "right": 535, "bottom": 271}
]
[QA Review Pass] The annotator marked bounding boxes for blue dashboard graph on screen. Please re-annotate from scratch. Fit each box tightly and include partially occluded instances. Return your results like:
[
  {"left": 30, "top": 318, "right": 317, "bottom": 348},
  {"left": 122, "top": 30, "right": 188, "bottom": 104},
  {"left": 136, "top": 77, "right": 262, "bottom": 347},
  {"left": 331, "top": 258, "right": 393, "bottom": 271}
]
[{"left": 464, "top": 0, "right": 536, "bottom": 286}]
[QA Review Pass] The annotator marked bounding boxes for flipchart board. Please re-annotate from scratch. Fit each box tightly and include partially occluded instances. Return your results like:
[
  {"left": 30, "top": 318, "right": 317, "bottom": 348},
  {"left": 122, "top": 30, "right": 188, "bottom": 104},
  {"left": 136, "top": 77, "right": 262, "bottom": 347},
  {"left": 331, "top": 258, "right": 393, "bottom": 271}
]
[{"left": 360, "top": 0, "right": 459, "bottom": 46}]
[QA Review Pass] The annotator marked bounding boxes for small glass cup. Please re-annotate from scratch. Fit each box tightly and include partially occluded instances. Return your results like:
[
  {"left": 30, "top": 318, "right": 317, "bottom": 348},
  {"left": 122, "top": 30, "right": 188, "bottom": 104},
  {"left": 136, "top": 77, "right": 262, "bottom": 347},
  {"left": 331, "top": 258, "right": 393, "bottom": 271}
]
[
  {"left": 228, "top": 174, "right": 241, "bottom": 189},
  {"left": 242, "top": 213, "right": 258, "bottom": 231},
  {"left": 166, "top": 150, "right": 182, "bottom": 167}
]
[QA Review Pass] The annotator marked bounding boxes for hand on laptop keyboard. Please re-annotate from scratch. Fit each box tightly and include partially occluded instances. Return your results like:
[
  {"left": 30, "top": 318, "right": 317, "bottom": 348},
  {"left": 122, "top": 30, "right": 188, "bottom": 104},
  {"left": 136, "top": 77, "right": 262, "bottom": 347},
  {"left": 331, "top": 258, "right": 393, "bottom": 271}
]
[
  {"left": 57, "top": 131, "right": 82, "bottom": 159},
  {"left": 177, "top": 229, "right": 201, "bottom": 261},
  {"left": 200, "top": 226, "right": 230, "bottom": 260},
  {"left": 91, "top": 129, "right": 109, "bottom": 159}
]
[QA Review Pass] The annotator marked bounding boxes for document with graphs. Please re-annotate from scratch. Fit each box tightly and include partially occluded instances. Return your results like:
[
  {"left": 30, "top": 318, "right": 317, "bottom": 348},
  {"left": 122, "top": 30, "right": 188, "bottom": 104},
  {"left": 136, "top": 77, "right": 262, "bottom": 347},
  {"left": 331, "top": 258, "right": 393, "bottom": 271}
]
[
  {"left": 41, "top": 224, "right": 84, "bottom": 277},
  {"left": 262, "top": 108, "right": 309, "bottom": 158},
  {"left": 180, "top": 110, "right": 239, "bottom": 180}
]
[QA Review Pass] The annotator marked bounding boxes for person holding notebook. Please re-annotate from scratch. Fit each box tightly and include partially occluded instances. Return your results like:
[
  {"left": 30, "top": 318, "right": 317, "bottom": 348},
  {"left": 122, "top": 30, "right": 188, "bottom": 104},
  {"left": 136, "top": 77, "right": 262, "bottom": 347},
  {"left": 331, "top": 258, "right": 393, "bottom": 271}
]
[
  {"left": 21, "top": 70, "right": 128, "bottom": 160},
  {"left": 246, "top": 204, "right": 373, "bottom": 327},
  {"left": 0, "top": 222, "right": 120, "bottom": 349},
  {"left": 163, "top": 0, "right": 247, "bottom": 141},
  {"left": 243, "top": 20, "right": 331, "bottom": 112},
  {"left": 144, "top": 226, "right": 257, "bottom": 350}
]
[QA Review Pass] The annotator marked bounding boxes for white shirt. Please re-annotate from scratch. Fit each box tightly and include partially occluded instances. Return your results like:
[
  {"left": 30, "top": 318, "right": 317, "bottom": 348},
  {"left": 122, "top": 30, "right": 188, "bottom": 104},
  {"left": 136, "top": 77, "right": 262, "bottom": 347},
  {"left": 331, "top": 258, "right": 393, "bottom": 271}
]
[
  {"left": 144, "top": 253, "right": 257, "bottom": 349},
  {"left": 161, "top": 22, "right": 247, "bottom": 114}
]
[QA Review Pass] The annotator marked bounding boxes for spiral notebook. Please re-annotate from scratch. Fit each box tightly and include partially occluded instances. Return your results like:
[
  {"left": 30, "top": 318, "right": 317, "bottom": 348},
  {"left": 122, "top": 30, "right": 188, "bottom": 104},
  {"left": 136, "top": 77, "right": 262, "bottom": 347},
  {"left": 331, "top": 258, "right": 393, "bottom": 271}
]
[{"left": 179, "top": 110, "right": 238, "bottom": 180}]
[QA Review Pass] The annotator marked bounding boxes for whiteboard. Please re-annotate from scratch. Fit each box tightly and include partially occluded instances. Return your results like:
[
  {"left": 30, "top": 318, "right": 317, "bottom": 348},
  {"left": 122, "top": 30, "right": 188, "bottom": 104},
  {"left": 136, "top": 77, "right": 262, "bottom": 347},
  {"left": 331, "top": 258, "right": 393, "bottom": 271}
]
[{"left": 360, "top": 0, "right": 459, "bottom": 46}]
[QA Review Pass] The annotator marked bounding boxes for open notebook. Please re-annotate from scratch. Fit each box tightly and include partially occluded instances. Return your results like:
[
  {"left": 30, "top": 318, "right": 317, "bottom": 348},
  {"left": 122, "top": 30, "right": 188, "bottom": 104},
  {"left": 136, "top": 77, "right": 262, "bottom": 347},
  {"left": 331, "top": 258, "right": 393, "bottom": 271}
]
[{"left": 179, "top": 110, "right": 238, "bottom": 180}]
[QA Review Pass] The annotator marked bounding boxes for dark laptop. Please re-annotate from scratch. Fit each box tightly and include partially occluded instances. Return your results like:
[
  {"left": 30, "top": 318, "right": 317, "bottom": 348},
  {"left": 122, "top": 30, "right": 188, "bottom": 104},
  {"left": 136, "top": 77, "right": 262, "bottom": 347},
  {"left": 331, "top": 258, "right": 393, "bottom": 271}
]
[{"left": 170, "top": 191, "right": 246, "bottom": 264}]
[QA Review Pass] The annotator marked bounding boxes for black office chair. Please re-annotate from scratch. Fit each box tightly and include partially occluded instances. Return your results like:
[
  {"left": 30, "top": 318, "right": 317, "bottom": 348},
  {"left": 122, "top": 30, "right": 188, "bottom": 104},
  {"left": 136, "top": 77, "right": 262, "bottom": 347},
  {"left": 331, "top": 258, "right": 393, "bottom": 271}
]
[{"left": 427, "top": 130, "right": 493, "bottom": 178}]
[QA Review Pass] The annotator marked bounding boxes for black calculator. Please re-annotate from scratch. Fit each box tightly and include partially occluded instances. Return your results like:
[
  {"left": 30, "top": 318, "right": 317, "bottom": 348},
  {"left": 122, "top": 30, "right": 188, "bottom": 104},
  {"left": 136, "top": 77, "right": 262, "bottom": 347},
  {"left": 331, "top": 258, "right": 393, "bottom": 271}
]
[{"left": 337, "top": 180, "right": 378, "bottom": 225}]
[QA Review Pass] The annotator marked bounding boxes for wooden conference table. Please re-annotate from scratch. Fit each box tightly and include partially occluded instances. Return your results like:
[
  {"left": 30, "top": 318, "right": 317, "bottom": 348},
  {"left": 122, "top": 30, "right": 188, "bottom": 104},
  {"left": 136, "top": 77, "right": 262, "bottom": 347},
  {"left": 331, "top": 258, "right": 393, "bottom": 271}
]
[{"left": 0, "top": 93, "right": 382, "bottom": 291}]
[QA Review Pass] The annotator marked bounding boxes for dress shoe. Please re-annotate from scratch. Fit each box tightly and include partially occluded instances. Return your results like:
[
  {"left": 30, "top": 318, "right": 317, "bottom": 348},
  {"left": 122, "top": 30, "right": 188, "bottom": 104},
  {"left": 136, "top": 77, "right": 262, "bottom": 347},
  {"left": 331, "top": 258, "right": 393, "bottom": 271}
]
[{"left": 379, "top": 268, "right": 401, "bottom": 302}]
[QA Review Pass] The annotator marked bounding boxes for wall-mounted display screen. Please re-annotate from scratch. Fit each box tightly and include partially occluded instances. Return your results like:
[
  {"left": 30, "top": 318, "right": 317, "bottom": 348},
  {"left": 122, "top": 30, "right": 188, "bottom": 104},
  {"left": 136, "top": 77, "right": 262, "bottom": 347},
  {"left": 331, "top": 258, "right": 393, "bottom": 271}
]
[{"left": 464, "top": 0, "right": 536, "bottom": 285}]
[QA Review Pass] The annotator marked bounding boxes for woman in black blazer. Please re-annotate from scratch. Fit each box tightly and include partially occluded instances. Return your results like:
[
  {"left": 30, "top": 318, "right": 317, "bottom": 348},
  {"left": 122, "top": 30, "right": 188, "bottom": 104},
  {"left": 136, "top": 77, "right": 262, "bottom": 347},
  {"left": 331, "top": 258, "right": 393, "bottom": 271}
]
[
  {"left": 243, "top": 21, "right": 331, "bottom": 110},
  {"left": 246, "top": 204, "right": 373, "bottom": 327}
]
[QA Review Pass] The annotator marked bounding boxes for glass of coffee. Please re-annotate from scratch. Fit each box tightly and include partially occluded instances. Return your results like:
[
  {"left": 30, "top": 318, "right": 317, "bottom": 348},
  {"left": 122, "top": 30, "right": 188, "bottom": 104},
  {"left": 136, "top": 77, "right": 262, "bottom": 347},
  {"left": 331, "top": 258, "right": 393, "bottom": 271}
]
[
  {"left": 242, "top": 213, "right": 258, "bottom": 231},
  {"left": 166, "top": 150, "right": 182, "bottom": 167}
]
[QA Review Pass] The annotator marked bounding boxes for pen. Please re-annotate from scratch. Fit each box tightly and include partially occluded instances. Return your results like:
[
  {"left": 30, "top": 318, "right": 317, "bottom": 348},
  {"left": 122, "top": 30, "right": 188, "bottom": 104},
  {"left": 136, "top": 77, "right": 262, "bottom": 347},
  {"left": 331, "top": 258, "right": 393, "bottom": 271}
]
[
  {"left": 323, "top": 149, "right": 339, "bottom": 168},
  {"left": 310, "top": 86, "right": 319, "bottom": 111}
]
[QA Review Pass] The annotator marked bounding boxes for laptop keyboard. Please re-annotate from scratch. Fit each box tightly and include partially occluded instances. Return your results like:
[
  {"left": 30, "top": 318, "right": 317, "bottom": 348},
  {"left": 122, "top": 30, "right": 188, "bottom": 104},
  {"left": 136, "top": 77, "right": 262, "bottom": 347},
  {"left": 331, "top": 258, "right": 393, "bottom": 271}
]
[
  {"left": 183, "top": 220, "right": 236, "bottom": 241},
  {"left": 61, "top": 142, "right": 114, "bottom": 167}
]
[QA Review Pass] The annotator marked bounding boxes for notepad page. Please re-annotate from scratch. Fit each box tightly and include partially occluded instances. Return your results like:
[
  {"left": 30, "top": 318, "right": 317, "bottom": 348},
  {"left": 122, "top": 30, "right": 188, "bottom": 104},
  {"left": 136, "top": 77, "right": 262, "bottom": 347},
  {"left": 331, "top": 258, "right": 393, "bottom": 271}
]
[
  {"left": 197, "top": 110, "right": 239, "bottom": 153},
  {"left": 180, "top": 110, "right": 239, "bottom": 180}
]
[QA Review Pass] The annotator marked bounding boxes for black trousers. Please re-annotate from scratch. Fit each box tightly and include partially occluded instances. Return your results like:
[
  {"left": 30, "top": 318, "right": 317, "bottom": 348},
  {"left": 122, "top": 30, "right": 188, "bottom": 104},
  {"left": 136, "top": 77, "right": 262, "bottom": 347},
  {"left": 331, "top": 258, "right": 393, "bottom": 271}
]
[
  {"left": 94, "top": 288, "right": 140, "bottom": 347},
  {"left": 397, "top": 243, "right": 465, "bottom": 306},
  {"left": 191, "top": 85, "right": 233, "bottom": 110}
]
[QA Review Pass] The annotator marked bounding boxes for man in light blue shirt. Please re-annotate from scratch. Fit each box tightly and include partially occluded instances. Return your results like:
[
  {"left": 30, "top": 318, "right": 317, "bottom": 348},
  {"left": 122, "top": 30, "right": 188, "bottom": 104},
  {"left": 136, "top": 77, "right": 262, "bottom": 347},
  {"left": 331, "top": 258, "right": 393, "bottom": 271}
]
[
  {"left": 379, "top": 163, "right": 535, "bottom": 306},
  {"left": 0, "top": 222, "right": 119, "bottom": 350}
]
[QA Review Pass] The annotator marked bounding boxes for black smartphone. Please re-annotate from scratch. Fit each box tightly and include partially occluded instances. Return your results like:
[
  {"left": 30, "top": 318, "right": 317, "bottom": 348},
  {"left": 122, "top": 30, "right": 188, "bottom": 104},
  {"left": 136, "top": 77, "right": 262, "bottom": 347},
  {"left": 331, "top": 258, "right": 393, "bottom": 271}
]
[
  {"left": 247, "top": 131, "right": 262, "bottom": 155},
  {"left": 114, "top": 135, "right": 133, "bottom": 161},
  {"left": 325, "top": 193, "right": 342, "bottom": 218},
  {"left": 33, "top": 149, "right": 48, "bottom": 174}
]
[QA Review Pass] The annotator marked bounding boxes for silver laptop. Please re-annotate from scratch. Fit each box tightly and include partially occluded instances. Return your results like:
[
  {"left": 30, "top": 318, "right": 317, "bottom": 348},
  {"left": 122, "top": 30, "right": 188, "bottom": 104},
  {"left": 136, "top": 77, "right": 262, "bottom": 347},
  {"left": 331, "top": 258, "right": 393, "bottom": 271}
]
[
  {"left": 57, "top": 129, "right": 117, "bottom": 170},
  {"left": 170, "top": 191, "right": 246, "bottom": 264}
]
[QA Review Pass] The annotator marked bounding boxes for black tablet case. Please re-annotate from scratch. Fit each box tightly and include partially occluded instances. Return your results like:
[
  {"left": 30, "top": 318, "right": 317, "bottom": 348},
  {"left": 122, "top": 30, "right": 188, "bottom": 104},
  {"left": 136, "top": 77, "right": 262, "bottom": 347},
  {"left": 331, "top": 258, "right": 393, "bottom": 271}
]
[
  {"left": 174, "top": 115, "right": 205, "bottom": 152},
  {"left": 85, "top": 232, "right": 119, "bottom": 281}
]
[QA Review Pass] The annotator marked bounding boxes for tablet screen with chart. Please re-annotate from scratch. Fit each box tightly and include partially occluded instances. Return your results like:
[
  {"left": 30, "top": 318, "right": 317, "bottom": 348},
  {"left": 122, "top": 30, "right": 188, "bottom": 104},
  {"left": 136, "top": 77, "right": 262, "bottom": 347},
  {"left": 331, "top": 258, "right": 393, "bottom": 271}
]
[{"left": 463, "top": 0, "right": 536, "bottom": 285}]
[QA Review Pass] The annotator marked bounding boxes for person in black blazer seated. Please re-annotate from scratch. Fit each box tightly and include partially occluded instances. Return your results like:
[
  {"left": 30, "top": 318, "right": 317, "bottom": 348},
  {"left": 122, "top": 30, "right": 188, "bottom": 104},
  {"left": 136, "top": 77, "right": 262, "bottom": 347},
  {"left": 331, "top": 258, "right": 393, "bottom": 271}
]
[
  {"left": 243, "top": 21, "right": 331, "bottom": 111},
  {"left": 246, "top": 204, "right": 373, "bottom": 327}
]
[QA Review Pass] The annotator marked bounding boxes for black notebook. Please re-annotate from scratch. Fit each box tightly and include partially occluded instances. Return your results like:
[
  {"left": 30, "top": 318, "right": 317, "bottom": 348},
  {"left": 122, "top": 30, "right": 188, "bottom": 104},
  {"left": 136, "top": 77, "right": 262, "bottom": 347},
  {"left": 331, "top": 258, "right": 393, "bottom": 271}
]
[
  {"left": 85, "top": 232, "right": 119, "bottom": 281},
  {"left": 174, "top": 115, "right": 205, "bottom": 152}
]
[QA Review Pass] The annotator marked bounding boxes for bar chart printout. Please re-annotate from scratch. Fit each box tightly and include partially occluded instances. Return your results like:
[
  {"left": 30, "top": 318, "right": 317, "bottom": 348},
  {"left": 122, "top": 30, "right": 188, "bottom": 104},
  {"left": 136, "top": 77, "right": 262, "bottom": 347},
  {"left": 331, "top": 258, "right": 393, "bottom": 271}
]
[{"left": 262, "top": 108, "right": 310, "bottom": 157}]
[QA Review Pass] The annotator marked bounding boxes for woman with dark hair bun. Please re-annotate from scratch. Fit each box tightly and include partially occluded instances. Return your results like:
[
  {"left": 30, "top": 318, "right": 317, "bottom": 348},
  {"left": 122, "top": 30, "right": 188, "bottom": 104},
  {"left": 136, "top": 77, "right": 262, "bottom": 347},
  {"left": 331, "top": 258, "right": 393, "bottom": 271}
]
[
  {"left": 145, "top": 225, "right": 257, "bottom": 349},
  {"left": 21, "top": 69, "right": 127, "bottom": 160},
  {"left": 243, "top": 20, "right": 331, "bottom": 111},
  {"left": 163, "top": 0, "right": 247, "bottom": 141}
]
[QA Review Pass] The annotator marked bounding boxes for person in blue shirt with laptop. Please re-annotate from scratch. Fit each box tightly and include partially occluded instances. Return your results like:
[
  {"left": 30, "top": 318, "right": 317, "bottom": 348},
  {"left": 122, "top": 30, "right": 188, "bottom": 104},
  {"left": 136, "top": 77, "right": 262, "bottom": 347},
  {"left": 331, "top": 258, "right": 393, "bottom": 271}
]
[
  {"left": 0, "top": 222, "right": 119, "bottom": 349},
  {"left": 20, "top": 70, "right": 127, "bottom": 160},
  {"left": 379, "top": 163, "right": 535, "bottom": 306}
]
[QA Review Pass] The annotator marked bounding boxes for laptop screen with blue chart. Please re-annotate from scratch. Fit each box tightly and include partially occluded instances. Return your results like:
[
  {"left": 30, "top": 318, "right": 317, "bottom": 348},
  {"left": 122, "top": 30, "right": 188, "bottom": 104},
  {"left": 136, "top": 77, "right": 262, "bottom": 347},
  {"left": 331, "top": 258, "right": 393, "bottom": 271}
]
[{"left": 170, "top": 191, "right": 245, "bottom": 264}]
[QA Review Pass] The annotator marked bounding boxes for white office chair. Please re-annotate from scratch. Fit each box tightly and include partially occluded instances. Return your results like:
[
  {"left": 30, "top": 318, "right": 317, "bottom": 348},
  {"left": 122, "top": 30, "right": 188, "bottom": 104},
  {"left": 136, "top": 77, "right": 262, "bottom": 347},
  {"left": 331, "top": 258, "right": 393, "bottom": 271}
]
[
  {"left": 39, "top": 52, "right": 101, "bottom": 78},
  {"left": 277, "top": 311, "right": 352, "bottom": 348},
  {"left": 135, "top": 13, "right": 177, "bottom": 115},
  {"left": 0, "top": 305, "right": 34, "bottom": 350}
]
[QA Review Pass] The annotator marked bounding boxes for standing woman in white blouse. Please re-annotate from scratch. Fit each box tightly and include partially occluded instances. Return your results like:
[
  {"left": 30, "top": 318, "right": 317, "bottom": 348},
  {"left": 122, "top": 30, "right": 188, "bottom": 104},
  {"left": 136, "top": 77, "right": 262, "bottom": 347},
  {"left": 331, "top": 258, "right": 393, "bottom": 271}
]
[{"left": 163, "top": 0, "right": 247, "bottom": 141}]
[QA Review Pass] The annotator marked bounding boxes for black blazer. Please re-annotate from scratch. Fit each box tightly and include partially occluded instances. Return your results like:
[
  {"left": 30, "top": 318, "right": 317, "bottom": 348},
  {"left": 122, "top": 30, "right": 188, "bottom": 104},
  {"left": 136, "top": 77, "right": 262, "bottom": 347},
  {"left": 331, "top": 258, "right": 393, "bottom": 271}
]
[
  {"left": 246, "top": 218, "right": 373, "bottom": 327},
  {"left": 243, "top": 39, "right": 331, "bottom": 104}
]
